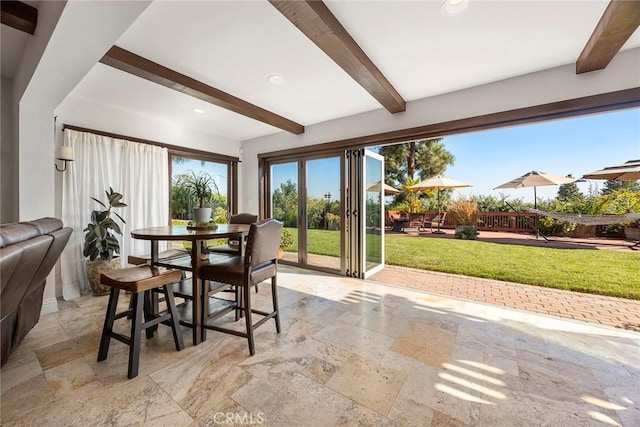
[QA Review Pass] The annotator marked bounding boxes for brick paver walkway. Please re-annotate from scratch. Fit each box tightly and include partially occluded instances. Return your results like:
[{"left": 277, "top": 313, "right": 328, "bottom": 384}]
[{"left": 369, "top": 266, "right": 640, "bottom": 332}]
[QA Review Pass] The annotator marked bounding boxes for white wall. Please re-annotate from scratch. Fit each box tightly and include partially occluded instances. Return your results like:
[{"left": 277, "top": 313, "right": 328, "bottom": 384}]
[
  {"left": 12, "top": 1, "right": 151, "bottom": 312},
  {"left": 1, "top": 77, "right": 16, "bottom": 223},
  {"left": 240, "top": 47, "right": 640, "bottom": 210}
]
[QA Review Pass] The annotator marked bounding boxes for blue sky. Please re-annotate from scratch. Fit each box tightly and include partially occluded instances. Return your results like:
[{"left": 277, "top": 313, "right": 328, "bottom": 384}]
[
  {"left": 445, "top": 108, "right": 640, "bottom": 202},
  {"left": 172, "top": 158, "right": 228, "bottom": 196},
  {"left": 267, "top": 108, "right": 640, "bottom": 204}
]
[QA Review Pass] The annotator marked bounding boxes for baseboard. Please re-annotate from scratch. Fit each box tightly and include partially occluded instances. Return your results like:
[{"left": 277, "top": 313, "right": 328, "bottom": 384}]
[{"left": 41, "top": 297, "right": 58, "bottom": 315}]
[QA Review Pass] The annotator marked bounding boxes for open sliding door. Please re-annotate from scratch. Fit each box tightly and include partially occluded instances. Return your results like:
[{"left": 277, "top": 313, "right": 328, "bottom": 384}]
[{"left": 346, "top": 149, "right": 385, "bottom": 278}]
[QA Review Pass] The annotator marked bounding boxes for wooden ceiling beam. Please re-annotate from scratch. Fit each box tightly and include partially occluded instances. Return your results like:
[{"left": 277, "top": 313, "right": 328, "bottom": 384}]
[
  {"left": 100, "top": 46, "right": 305, "bottom": 135},
  {"left": 576, "top": 0, "right": 640, "bottom": 74},
  {"left": 1, "top": 1, "right": 37, "bottom": 35},
  {"left": 270, "top": 0, "right": 406, "bottom": 114}
]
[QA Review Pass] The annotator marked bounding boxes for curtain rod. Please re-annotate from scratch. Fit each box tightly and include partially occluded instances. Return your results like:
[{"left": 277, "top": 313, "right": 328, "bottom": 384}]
[{"left": 62, "top": 124, "right": 240, "bottom": 163}]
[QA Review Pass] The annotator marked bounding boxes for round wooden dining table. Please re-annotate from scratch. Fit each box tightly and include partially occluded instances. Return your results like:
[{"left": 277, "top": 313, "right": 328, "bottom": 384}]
[{"left": 131, "top": 224, "right": 250, "bottom": 345}]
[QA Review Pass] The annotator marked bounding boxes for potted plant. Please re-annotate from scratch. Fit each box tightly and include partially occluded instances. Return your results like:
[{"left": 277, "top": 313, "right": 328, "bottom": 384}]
[
  {"left": 624, "top": 219, "right": 640, "bottom": 241},
  {"left": 279, "top": 228, "right": 294, "bottom": 259},
  {"left": 449, "top": 197, "right": 479, "bottom": 240},
  {"left": 178, "top": 171, "right": 219, "bottom": 225},
  {"left": 83, "top": 188, "right": 127, "bottom": 296}
]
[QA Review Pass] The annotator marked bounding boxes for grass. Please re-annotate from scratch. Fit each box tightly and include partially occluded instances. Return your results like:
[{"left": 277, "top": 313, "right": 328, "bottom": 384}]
[
  {"left": 385, "top": 237, "right": 640, "bottom": 300},
  {"left": 284, "top": 228, "right": 640, "bottom": 300}
]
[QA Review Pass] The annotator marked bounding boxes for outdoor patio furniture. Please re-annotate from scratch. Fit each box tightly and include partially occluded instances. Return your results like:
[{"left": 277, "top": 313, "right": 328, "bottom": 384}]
[
  {"left": 408, "top": 213, "right": 426, "bottom": 231},
  {"left": 392, "top": 218, "right": 409, "bottom": 232},
  {"left": 427, "top": 213, "right": 447, "bottom": 232}
]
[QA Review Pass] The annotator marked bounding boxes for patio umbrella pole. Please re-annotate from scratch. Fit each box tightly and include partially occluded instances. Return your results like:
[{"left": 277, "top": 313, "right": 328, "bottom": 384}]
[
  {"left": 434, "top": 187, "right": 445, "bottom": 234},
  {"left": 534, "top": 186, "right": 538, "bottom": 239}
]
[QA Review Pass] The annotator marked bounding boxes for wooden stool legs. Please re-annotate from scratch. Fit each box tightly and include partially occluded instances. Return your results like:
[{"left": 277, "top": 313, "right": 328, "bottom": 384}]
[{"left": 98, "top": 283, "right": 184, "bottom": 379}]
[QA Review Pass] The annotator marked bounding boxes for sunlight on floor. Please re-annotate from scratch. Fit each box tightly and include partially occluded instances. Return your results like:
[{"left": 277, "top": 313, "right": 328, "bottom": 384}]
[
  {"left": 442, "top": 362, "right": 506, "bottom": 386},
  {"left": 582, "top": 395, "right": 627, "bottom": 411},
  {"left": 588, "top": 410, "right": 622, "bottom": 426},
  {"left": 458, "top": 359, "right": 506, "bottom": 375},
  {"left": 435, "top": 383, "right": 495, "bottom": 405},
  {"left": 438, "top": 372, "right": 507, "bottom": 400}
]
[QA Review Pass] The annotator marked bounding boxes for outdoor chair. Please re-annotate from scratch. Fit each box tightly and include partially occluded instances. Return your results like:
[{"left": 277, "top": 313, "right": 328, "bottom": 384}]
[
  {"left": 198, "top": 219, "right": 283, "bottom": 355},
  {"left": 427, "top": 212, "right": 447, "bottom": 232},
  {"left": 408, "top": 213, "right": 426, "bottom": 231}
]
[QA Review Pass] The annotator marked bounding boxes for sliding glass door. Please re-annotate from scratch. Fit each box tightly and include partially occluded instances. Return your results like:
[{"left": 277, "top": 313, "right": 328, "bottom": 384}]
[
  {"left": 305, "top": 157, "right": 342, "bottom": 271},
  {"left": 345, "top": 149, "right": 385, "bottom": 278},
  {"left": 269, "top": 156, "right": 344, "bottom": 273},
  {"left": 270, "top": 162, "right": 299, "bottom": 264},
  {"left": 266, "top": 149, "right": 384, "bottom": 277},
  {"left": 362, "top": 150, "right": 385, "bottom": 277}
]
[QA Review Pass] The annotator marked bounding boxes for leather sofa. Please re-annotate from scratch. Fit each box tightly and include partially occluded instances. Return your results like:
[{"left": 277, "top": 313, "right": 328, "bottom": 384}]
[{"left": 0, "top": 218, "right": 72, "bottom": 366}]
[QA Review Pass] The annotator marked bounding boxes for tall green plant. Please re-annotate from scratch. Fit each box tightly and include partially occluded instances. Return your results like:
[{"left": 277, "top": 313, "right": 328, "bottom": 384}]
[
  {"left": 83, "top": 188, "right": 127, "bottom": 261},
  {"left": 177, "top": 171, "right": 219, "bottom": 208}
]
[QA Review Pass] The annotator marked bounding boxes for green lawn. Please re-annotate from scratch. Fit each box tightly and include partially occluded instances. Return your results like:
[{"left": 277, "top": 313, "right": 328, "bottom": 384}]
[{"left": 286, "top": 228, "right": 640, "bottom": 300}]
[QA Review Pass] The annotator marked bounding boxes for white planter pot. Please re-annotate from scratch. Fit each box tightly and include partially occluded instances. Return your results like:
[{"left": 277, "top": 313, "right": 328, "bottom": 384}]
[
  {"left": 193, "top": 207, "right": 212, "bottom": 225},
  {"left": 454, "top": 225, "right": 478, "bottom": 240}
]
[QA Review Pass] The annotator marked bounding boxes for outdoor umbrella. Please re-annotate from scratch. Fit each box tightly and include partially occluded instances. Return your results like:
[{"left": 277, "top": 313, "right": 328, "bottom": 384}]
[
  {"left": 582, "top": 159, "right": 640, "bottom": 181},
  {"left": 409, "top": 175, "right": 471, "bottom": 233},
  {"left": 367, "top": 180, "right": 401, "bottom": 195},
  {"left": 493, "top": 171, "right": 575, "bottom": 209}
]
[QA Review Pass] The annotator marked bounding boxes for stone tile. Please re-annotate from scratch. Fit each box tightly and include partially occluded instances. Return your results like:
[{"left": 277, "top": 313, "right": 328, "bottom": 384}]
[
  {"left": 324, "top": 353, "right": 407, "bottom": 416},
  {"left": 392, "top": 364, "right": 481, "bottom": 425},
  {"left": 231, "top": 372, "right": 352, "bottom": 427},
  {"left": 391, "top": 322, "right": 456, "bottom": 367},
  {"left": 313, "top": 324, "right": 396, "bottom": 363},
  {"left": 2, "top": 265, "right": 639, "bottom": 427},
  {"left": 336, "top": 401, "right": 399, "bottom": 427},
  {"left": 0, "top": 375, "right": 53, "bottom": 424},
  {"left": 43, "top": 357, "right": 98, "bottom": 397},
  {"left": 602, "top": 386, "right": 640, "bottom": 427},
  {"left": 35, "top": 331, "right": 101, "bottom": 371},
  {"left": 0, "top": 350, "right": 43, "bottom": 393}
]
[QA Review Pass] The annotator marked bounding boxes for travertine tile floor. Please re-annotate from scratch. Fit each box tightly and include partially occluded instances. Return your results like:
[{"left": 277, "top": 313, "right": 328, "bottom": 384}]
[{"left": 1, "top": 265, "right": 639, "bottom": 426}]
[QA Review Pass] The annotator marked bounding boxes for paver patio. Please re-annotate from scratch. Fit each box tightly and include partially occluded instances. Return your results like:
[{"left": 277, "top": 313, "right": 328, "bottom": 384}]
[{"left": 370, "top": 265, "right": 640, "bottom": 332}]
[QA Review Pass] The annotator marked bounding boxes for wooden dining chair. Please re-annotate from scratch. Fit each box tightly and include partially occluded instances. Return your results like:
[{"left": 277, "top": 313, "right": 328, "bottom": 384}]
[
  {"left": 198, "top": 219, "right": 283, "bottom": 355},
  {"left": 207, "top": 213, "right": 258, "bottom": 255}
]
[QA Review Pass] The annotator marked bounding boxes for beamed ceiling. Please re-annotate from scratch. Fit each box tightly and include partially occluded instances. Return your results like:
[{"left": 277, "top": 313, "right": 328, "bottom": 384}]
[{"left": 3, "top": 0, "right": 639, "bottom": 141}]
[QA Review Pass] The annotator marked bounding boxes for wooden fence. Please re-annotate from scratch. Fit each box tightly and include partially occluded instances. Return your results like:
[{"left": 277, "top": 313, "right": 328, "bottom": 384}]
[
  {"left": 391, "top": 210, "right": 539, "bottom": 234},
  {"left": 388, "top": 210, "right": 611, "bottom": 237}
]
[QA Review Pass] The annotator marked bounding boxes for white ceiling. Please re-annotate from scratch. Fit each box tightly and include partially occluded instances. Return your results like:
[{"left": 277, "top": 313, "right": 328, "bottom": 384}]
[{"left": 8, "top": 0, "right": 640, "bottom": 142}]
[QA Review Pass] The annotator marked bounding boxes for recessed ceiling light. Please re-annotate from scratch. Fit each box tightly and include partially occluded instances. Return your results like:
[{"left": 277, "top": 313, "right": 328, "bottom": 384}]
[
  {"left": 192, "top": 108, "right": 205, "bottom": 114},
  {"left": 267, "top": 75, "right": 284, "bottom": 85},
  {"left": 441, "top": 0, "right": 469, "bottom": 15}
]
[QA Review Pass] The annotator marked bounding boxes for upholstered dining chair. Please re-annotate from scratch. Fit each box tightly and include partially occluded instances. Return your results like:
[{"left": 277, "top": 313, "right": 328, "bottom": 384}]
[
  {"left": 207, "top": 212, "right": 258, "bottom": 255},
  {"left": 198, "top": 219, "right": 283, "bottom": 355}
]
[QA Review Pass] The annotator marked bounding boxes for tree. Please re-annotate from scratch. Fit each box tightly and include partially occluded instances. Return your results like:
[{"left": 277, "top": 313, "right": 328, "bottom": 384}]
[
  {"left": 379, "top": 138, "right": 454, "bottom": 184},
  {"left": 601, "top": 179, "right": 640, "bottom": 195},
  {"left": 556, "top": 175, "right": 583, "bottom": 202},
  {"left": 272, "top": 180, "right": 298, "bottom": 227},
  {"left": 379, "top": 138, "right": 455, "bottom": 206}
]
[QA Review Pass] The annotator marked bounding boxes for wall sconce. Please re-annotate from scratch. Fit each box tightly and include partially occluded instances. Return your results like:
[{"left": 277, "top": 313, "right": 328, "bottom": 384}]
[{"left": 55, "top": 146, "right": 74, "bottom": 172}]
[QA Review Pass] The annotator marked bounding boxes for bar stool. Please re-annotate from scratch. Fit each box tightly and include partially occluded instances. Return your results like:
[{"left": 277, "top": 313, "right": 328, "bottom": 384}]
[{"left": 97, "top": 266, "right": 184, "bottom": 379}]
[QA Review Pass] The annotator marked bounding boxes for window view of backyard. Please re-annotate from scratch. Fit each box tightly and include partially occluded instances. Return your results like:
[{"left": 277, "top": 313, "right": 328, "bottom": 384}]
[
  {"left": 271, "top": 109, "right": 639, "bottom": 299},
  {"left": 171, "top": 157, "right": 229, "bottom": 224}
]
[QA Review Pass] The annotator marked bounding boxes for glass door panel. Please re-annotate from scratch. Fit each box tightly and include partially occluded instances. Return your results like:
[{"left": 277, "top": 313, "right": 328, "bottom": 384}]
[
  {"left": 305, "top": 157, "right": 342, "bottom": 271},
  {"left": 270, "top": 162, "right": 299, "bottom": 263},
  {"left": 363, "top": 150, "right": 384, "bottom": 278}
]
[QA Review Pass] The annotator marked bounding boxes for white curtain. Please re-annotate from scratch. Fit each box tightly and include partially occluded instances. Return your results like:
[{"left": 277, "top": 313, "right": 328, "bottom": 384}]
[{"left": 60, "top": 129, "right": 169, "bottom": 300}]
